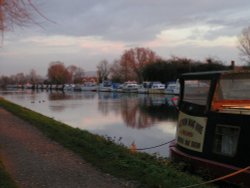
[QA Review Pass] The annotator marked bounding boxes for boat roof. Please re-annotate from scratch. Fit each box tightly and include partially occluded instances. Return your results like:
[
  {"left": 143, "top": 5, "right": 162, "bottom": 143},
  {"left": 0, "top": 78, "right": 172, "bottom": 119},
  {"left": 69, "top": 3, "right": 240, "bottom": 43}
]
[{"left": 181, "top": 70, "right": 250, "bottom": 80}]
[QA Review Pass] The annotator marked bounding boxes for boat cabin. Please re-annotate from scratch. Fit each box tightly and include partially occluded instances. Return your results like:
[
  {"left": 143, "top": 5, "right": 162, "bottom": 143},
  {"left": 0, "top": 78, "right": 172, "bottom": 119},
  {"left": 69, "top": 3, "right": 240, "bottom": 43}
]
[{"left": 170, "top": 70, "right": 250, "bottom": 186}]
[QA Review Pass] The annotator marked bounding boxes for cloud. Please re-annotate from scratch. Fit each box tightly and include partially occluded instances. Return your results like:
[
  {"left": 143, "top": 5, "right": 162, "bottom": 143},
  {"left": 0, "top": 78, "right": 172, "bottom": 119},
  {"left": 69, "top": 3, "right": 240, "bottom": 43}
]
[
  {"left": 34, "top": 0, "right": 250, "bottom": 42},
  {"left": 144, "top": 24, "right": 237, "bottom": 49},
  {"left": 1, "top": 0, "right": 250, "bottom": 75},
  {"left": 2, "top": 34, "right": 125, "bottom": 57}
]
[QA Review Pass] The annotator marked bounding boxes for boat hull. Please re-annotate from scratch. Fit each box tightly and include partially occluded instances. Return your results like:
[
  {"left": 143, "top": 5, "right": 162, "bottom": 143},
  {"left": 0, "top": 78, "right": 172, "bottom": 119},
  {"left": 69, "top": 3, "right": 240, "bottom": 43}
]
[{"left": 170, "top": 144, "right": 250, "bottom": 187}]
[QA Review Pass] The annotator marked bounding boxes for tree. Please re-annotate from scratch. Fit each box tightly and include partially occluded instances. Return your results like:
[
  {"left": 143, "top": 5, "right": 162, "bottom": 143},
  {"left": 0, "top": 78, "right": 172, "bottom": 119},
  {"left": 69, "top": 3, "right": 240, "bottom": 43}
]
[
  {"left": 97, "top": 59, "right": 110, "bottom": 83},
  {"left": 47, "top": 61, "right": 70, "bottom": 84},
  {"left": 29, "top": 69, "right": 37, "bottom": 84},
  {"left": 15, "top": 72, "right": 26, "bottom": 84},
  {"left": 238, "top": 26, "right": 250, "bottom": 65},
  {"left": 119, "top": 47, "right": 160, "bottom": 82},
  {"left": 0, "top": 0, "right": 50, "bottom": 36},
  {"left": 109, "top": 60, "right": 123, "bottom": 83},
  {"left": 73, "top": 67, "right": 85, "bottom": 84},
  {"left": 142, "top": 57, "right": 228, "bottom": 83},
  {"left": 66, "top": 65, "right": 85, "bottom": 84},
  {"left": 66, "top": 65, "right": 77, "bottom": 83}
]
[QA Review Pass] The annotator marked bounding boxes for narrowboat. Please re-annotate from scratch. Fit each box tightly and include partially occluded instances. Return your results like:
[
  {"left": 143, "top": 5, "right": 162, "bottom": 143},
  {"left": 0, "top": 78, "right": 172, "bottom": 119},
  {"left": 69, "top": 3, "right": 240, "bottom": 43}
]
[{"left": 170, "top": 70, "right": 250, "bottom": 187}]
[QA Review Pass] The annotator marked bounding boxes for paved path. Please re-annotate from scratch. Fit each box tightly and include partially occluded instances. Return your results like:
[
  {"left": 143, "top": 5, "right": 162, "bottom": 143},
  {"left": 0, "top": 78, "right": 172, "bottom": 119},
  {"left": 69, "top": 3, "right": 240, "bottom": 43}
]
[{"left": 0, "top": 108, "right": 135, "bottom": 188}]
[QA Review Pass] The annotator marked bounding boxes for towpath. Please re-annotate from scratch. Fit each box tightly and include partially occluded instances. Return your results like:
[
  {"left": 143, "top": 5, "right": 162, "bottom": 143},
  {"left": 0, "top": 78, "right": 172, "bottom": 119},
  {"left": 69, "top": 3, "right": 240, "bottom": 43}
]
[{"left": 0, "top": 108, "right": 136, "bottom": 188}]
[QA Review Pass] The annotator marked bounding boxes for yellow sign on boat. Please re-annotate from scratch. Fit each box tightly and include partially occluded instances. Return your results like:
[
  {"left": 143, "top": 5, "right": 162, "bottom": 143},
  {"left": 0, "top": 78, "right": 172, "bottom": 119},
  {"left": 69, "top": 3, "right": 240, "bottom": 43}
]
[{"left": 176, "top": 112, "right": 207, "bottom": 152}]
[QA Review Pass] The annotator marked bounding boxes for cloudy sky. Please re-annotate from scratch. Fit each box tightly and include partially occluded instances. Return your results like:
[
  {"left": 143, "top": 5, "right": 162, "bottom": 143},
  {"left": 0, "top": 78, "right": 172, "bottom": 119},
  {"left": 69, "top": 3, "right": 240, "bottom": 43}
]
[{"left": 1, "top": 0, "right": 250, "bottom": 76}]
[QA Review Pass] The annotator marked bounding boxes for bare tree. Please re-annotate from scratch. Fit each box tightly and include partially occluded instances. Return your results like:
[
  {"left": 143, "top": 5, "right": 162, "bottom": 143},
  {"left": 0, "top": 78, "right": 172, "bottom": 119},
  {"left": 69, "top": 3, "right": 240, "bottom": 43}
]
[
  {"left": 73, "top": 67, "right": 85, "bottom": 84},
  {"left": 238, "top": 26, "right": 250, "bottom": 65},
  {"left": 97, "top": 59, "right": 110, "bottom": 83},
  {"left": 0, "top": 0, "right": 52, "bottom": 36},
  {"left": 29, "top": 69, "right": 37, "bottom": 84},
  {"left": 109, "top": 59, "right": 123, "bottom": 82},
  {"left": 67, "top": 65, "right": 77, "bottom": 83},
  {"left": 1, "top": 0, "right": 35, "bottom": 31},
  {"left": 15, "top": 72, "right": 26, "bottom": 84}
]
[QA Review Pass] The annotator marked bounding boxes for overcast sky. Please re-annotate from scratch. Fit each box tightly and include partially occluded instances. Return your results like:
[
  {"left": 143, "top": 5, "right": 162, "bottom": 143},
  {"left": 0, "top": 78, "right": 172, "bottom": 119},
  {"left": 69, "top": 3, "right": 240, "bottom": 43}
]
[{"left": 1, "top": 0, "right": 250, "bottom": 76}]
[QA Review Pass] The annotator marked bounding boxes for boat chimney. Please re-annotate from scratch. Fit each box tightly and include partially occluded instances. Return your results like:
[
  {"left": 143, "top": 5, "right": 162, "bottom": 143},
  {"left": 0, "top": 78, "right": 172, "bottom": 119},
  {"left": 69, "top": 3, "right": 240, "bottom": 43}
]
[{"left": 231, "top": 60, "right": 235, "bottom": 70}]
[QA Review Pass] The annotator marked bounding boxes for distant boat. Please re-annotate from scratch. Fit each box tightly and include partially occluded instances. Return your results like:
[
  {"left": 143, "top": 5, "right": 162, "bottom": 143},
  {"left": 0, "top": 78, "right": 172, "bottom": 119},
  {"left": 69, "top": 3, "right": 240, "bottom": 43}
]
[
  {"left": 112, "top": 84, "right": 123, "bottom": 92},
  {"left": 73, "top": 84, "right": 82, "bottom": 91},
  {"left": 63, "top": 84, "right": 75, "bottom": 91},
  {"left": 138, "top": 82, "right": 151, "bottom": 94},
  {"left": 122, "top": 82, "right": 140, "bottom": 93},
  {"left": 81, "top": 82, "right": 98, "bottom": 91},
  {"left": 165, "top": 81, "right": 180, "bottom": 95},
  {"left": 99, "top": 81, "right": 113, "bottom": 92},
  {"left": 148, "top": 82, "right": 165, "bottom": 94}
]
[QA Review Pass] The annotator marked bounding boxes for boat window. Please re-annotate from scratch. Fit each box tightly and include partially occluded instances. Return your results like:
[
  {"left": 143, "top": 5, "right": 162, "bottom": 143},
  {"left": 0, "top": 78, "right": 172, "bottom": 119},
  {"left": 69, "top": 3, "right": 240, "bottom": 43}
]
[
  {"left": 213, "top": 124, "right": 240, "bottom": 157},
  {"left": 183, "top": 80, "right": 211, "bottom": 106},
  {"left": 217, "top": 78, "right": 250, "bottom": 100}
]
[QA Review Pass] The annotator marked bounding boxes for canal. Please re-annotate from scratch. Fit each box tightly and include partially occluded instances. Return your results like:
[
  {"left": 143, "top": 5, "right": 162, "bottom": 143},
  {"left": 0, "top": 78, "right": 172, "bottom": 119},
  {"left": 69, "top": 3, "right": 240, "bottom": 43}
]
[{"left": 0, "top": 89, "right": 178, "bottom": 157}]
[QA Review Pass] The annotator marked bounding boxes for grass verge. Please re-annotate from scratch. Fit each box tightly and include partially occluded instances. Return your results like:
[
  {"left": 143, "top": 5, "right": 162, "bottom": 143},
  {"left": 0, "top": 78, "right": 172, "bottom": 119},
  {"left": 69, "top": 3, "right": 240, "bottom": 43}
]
[
  {"left": 0, "top": 159, "right": 18, "bottom": 188},
  {"left": 0, "top": 98, "right": 216, "bottom": 188}
]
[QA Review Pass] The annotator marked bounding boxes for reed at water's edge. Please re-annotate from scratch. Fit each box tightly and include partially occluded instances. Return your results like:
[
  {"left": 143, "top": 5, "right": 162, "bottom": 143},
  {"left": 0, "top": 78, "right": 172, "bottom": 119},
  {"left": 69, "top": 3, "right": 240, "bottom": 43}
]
[{"left": 0, "top": 98, "right": 216, "bottom": 188}]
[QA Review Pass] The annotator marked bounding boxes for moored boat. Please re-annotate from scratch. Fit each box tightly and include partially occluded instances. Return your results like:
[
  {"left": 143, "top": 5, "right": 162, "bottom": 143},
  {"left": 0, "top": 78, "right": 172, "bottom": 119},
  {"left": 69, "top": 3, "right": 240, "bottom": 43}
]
[
  {"left": 170, "top": 70, "right": 250, "bottom": 187},
  {"left": 148, "top": 82, "right": 165, "bottom": 94},
  {"left": 80, "top": 82, "right": 98, "bottom": 91},
  {"left": 122, "top": 81, "right": 140, "bottom": 93},
  {"left": 165, "top": 80, "right": 180, "bottom": 95},
  {"left": 63, "top": 84, "right": 75, "bottom": 91},
  {"left": 98, "top": 81, "right": 113, "bottom": 92},
  {"left": 138, "top": 82, "right": 151, "bottom": 94}
]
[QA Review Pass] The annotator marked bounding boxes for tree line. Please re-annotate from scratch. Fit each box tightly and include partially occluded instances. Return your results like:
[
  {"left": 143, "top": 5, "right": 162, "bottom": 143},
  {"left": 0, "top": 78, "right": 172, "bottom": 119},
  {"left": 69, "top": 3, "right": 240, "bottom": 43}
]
[
  {"left": 98, "top": 48, "right": 233, "bottom": 84},
  {"left": 0, "top": 48, "right": 236, "bottom": 88}
]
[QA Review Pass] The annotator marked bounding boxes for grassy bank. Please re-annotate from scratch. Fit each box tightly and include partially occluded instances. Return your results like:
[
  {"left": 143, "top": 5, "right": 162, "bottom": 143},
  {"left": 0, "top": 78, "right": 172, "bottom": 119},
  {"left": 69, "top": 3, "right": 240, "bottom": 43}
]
[
  {"left": 0, "top": 98, "right": 216, "bottom": 188},
  {"left": 0, "top": 159, "right": 18, "bottom": 188}
]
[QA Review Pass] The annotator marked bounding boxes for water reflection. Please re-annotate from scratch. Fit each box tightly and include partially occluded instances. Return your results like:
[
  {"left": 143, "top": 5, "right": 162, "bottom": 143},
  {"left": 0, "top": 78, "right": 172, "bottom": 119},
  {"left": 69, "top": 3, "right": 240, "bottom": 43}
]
[
  {"left": 97, "top": 92, "right": 178, "bottom": 129},
  {"left": 0, "top": 90, "right": 178, "bottom": 157},
  {"left": 49, "top": 91, "right": 97, "bottom": 100},
  {"left": 1, "top": 90, "right": 178, "bottom": 129}
]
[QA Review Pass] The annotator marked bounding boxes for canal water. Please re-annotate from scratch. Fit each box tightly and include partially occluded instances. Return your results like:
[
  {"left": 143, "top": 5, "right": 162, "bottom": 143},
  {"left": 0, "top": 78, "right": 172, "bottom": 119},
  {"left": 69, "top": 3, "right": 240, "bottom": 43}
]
[{"left": 0, "top": 89, "right": 178, "bottom": 157}]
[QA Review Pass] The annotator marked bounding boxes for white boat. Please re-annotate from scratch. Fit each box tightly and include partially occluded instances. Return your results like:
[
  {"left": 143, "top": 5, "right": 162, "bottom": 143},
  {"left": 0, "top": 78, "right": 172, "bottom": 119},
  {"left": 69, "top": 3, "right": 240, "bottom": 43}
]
[
  {"left": 99, "top": 81, "right": 113, "bottom": 92},
  {"left": 148, "top": 82, "right": 165, "bottom": 94},
  {"left": 165, "top": 81, "right": 180, "bottom": 95},
  {"left": 63, "top": 84, "right": 75, "bottom": 91},
  {"left": 73, "top": 84, "right": 82, "bottom": 91},
  {"left": 138, "top": 82, "right": 151, "bottom": 94},
  {"left": 81, "top": 82, "right": 98, "bottom": 91},
  {"left": 122, "top": 82, "right": 140, "bottom": 93}
]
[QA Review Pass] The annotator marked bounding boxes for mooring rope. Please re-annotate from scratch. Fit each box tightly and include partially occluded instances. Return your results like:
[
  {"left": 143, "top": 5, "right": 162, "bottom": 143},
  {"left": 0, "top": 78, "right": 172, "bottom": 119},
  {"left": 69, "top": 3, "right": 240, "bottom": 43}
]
[
  {"left": 179, "top": 166, "right": 250, "bottom": 188},
  {"left": 130, "top": 139, "right": 175, "bottom": 151}
]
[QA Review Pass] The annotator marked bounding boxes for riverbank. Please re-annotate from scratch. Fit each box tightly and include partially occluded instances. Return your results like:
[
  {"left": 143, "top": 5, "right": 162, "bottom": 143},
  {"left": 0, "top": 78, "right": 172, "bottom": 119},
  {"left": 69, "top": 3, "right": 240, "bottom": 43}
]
[{"left": 0, "top": 97, "right": 216, "bottom": 188}]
